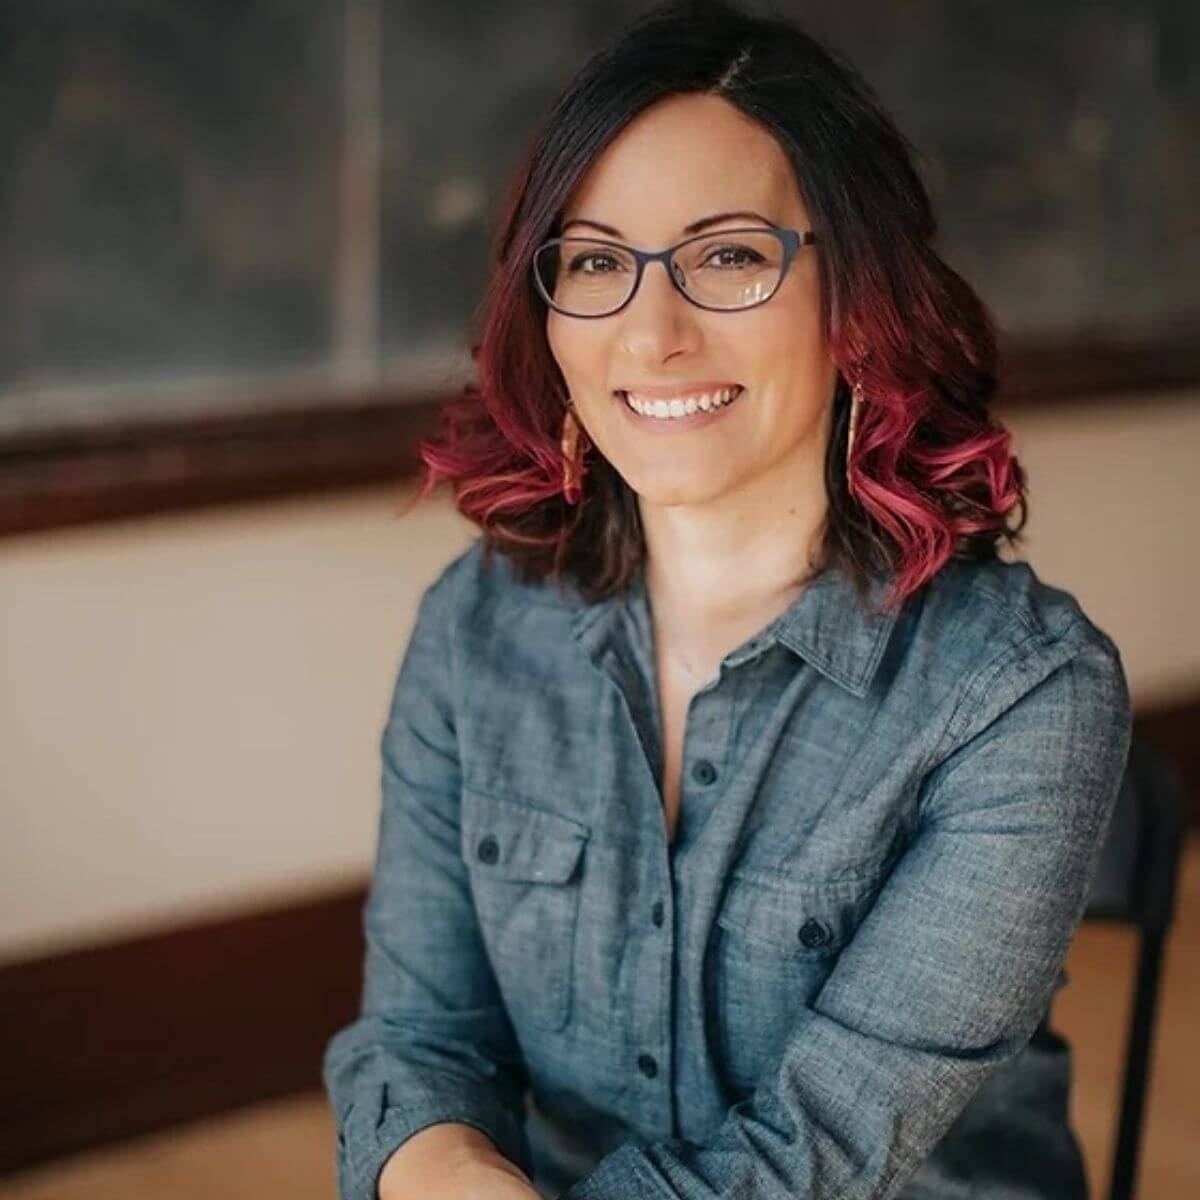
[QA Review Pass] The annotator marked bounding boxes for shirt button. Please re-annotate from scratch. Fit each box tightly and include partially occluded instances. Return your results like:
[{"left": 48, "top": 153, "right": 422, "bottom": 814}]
[
  {"left": 476, "top": 835, "right": 499, "bottom": 864},
  {"left": 798, "top": 918, "right": 830, "bottom": 948},
  {"left": 691, "top": 759, "right": 717, "bottom": 786},
  {"left": 637, "top": 1053, "right": 658, "bottom": 1079},
  {"left": 651, "top": 900, "right": 664, "bottom": 927}
]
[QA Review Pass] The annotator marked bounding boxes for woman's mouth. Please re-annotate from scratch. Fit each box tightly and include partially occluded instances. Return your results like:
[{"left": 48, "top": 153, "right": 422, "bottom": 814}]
[{"left": 614, "top": 385, "right": 745, "bottom": 432}]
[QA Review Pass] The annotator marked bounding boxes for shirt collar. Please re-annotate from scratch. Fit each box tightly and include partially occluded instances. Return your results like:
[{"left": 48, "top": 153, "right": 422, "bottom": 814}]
[
  {"left": 564, "top": 557, "right": 904, "bottom": 699},
  {"left": 771, "top": 562, "right": 903, "bottom": 697}
]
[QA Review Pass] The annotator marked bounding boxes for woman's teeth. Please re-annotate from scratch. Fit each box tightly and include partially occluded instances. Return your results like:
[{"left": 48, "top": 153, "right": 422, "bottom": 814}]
[{"left": 622, "top": 385, "right": 743, "bottom": 419}]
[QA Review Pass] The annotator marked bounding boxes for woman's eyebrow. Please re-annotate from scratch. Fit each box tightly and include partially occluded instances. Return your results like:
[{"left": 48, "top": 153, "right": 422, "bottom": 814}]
[{"left": 560, "top": 210, "right": 780, "bottom": 238}]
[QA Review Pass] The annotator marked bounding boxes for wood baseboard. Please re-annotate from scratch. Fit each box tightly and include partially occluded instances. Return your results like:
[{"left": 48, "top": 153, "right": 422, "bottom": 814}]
[
  {"left": 0, "top": 888, "right": 366, "bottom": 1176},
  {"left": 1, "top": 697, "right": 1195, "bottom": 1177},
  {"left": 1131, "top": 693, "right": 1200, "bottom": 829}
]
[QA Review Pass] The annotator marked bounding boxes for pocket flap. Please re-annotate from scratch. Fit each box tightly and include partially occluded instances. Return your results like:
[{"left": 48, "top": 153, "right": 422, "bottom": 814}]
[
  {"left": 715, "top": 871, "right": 881, "bottom": 958},
  {"left": 462, "top": 792, "right": 589, "bottom": 884}
]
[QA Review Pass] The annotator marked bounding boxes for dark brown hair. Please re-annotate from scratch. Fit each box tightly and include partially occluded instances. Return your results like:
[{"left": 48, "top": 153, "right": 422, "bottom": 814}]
[{"left": 399, "top": 0, "right": 1028, "bottom": 617}]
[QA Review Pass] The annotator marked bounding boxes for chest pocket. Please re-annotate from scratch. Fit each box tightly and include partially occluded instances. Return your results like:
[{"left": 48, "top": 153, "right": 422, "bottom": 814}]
[
  {"left": 710, "top": 869, "right": 886, "bottom": 1092},
  {"left": 461, "top": 790, "right": 590, "bottom": 1033}
]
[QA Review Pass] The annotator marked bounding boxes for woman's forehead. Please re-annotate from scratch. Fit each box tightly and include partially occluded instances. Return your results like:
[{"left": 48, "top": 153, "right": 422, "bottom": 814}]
[{"left": 561, "top": 102, "right": 806, "bottom": 236}]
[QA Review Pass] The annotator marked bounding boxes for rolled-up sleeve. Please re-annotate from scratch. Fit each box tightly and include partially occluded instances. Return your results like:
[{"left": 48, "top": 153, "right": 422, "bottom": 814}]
[
  {"left": 562, "top": 624, "right": 1133, "bottom": 1200},
  {"left": 322, "top": 558, "right": 533, "bottom": 1200}
]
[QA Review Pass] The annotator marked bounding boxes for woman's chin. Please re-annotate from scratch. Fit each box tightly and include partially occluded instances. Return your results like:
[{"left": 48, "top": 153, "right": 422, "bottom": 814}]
[{"left": 622, "top": 466, "right": 738, "bottom": 509}]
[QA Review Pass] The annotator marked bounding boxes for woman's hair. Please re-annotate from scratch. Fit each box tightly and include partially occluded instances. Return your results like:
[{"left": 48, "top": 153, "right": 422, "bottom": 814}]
[{"left": 400, "top": 0, "right": 1027, "bottom": 616}]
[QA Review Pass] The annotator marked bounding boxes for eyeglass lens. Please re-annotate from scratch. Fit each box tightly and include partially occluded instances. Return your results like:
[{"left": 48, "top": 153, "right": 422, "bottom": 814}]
[{"left": 535, "top": 230, "right": 786, "bottom": 316}]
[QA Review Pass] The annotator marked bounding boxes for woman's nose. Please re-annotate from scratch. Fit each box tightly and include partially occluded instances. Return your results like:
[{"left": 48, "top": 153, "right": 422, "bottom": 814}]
[{"left": 615, "top": 258, "right": 701, "bottom": 357}]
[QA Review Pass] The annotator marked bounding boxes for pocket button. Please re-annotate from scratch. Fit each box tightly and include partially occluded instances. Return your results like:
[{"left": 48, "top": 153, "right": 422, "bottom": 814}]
[
  {"left": 477, "top": 834, "right": 500, "bottom": 864},
  {"left": 797, "top": 917, "right": 830, "bottom": 949}
]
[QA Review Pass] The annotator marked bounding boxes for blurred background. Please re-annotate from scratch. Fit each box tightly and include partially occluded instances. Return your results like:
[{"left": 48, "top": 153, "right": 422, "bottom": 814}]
[{"left": 0, "top": 1, "right": 1197, "bottom": 1197}]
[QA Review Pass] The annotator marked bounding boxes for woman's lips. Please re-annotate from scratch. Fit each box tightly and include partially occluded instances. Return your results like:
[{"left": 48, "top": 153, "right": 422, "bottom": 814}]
[{"left": 613, "top": 387, "right": 745, "bottom": 433}]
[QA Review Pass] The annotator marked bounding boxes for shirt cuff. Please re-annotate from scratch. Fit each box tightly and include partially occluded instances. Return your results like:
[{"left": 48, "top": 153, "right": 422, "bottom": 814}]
[{"left": 338, "top": 1078, "right": 532, "bottom": 1200}]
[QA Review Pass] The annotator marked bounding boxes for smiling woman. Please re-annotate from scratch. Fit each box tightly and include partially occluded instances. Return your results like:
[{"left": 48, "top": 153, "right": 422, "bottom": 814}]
[
  {"left": 400, "top": 1, "right": 1025, "bottom": 622},
  {"left": 321, "top": 4, "right": 1133, "bottom": 1200}
]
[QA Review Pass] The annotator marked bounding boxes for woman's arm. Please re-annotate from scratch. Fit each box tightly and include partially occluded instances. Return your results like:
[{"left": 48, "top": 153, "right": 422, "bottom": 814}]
[
  {"left": 377, "top": 1123, "right": 540, "bottom": 1200},
  {"left": 559, "top": 622, "right": 1133, "bottom": 1200},
  {"left": 322, "top": 556, "right": 537, "bottom": 1200}
]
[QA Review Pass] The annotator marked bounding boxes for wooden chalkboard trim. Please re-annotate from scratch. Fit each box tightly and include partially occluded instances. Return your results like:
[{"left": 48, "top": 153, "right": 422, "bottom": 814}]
[
  {"left": 999, "top": 322, "right": 1200, "bottom": 404},
  {"left": 1, "top": 326, "right": 1197, "bottom": 539},
  {"left": 0, "top": 390, "right": 444, "bottom": 538}
]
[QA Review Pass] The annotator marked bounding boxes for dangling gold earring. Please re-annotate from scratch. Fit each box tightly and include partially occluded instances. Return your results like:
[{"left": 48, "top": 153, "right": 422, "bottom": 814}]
[
  {"left": 561, "top": 402, "right": 583, "bottom": 504},
  {"left": 847, "top": 379, "right": 863, "bottom": 476}
]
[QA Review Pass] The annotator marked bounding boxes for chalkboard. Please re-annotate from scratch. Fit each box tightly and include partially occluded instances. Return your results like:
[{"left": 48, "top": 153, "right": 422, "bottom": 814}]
[{"left": 1, "top": 0, "right": 1195, "bottom": 440}]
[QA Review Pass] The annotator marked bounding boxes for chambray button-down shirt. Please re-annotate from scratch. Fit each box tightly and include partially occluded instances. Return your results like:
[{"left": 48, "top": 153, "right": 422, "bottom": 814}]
[{"left": 322, "top": 535, "right": 1133, "bottom": 1200}]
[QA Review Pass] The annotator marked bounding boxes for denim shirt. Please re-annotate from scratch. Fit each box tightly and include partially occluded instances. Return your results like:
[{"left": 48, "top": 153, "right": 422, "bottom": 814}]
[{"left": 322, "top": 534, "right": 1133, "bottom": 1200}]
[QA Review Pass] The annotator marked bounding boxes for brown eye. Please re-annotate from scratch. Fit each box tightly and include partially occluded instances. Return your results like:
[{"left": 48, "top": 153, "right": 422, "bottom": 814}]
[
  {"left": 568, "top": 252, "right": 623, "bottom": 274},
  {"left": 701, "top": 245, "right": 765, "bottom": 269}
]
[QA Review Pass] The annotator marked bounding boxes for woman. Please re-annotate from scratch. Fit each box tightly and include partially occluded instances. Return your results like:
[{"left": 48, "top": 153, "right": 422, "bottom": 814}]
[{"left": 323, "top": 3, "right": 1133, "bottom": 1198}]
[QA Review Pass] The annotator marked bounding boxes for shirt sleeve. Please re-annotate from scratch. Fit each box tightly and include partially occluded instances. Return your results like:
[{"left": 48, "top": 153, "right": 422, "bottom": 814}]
[
  {"left": 561, "top": 622, "right": 1133, "bottom": 1200},
  {"left": 321, "top": 557, "right": 534, "bottom": 1200}
]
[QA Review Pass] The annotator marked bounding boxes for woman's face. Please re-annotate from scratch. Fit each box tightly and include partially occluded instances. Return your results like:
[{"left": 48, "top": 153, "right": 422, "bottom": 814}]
[{"left": 545, "top": 92, "right": 839, "bottom": 512}]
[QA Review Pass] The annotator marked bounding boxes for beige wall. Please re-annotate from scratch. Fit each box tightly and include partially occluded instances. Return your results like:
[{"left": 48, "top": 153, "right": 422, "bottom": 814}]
[
  {"left": 1001, "top": 389, "right": 1198, "bottom": 704},
  {"left": 0, "top": 484, "right": 478, "bottom": 964},
  {"left": 2, "top": 389, "right": 1197, "bottom": 964}
]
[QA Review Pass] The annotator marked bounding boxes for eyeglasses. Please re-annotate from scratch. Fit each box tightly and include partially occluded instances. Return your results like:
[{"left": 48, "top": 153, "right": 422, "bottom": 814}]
[{"left": 531, "top": 226, "right": 817, "bottom": 319}]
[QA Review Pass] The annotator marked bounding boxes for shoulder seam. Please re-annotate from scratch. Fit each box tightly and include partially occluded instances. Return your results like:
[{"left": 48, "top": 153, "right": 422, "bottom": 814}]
[
  {"left": 960, "top": 569, "right": 1084, "bottom": 643},
  {"left": 938, "top": 611, "right": 1098, "bottom": 753}
]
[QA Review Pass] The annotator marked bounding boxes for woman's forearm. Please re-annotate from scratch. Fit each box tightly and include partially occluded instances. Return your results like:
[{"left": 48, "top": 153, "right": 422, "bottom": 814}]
[{"left": 377, "top": 1121, "right": 538, "bottom": 1200}]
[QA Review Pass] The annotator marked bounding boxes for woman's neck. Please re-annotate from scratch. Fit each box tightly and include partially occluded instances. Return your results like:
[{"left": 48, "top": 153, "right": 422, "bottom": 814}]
[{"left": 638, "top": 491, "right": 827, "bottom": 676}]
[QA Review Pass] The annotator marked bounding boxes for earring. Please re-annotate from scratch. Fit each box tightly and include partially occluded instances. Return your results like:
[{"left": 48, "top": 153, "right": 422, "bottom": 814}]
[
  {"left": 846, "top": 379, "right": 863, "bottom": 475},
  {"left": 561, "top": 403, "right": 583, "bottom": 504}
]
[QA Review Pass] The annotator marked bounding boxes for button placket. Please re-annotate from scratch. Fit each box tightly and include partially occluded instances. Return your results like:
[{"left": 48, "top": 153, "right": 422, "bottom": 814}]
[{"left": 671, "top": 671, "right": 738, "bottom": 859}]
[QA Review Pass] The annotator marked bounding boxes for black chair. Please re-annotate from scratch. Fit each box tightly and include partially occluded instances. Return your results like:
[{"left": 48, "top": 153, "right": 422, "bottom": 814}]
[{"left": 1081, "top": 731, "right": 1188, "bottom": 1200}]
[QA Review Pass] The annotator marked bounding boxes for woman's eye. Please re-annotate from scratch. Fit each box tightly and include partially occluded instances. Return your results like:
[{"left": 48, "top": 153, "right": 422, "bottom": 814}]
[
  {"left": 568, "top": 253, "right": 621, "bottom": 274},
  {"left": 702, "top": 245, "right": 763, "bottom": 269}
]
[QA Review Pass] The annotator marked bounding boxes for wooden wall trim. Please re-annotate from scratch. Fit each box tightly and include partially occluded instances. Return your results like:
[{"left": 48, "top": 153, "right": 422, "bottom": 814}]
[
  {"left": 0, "top": 392, "right": 442, "bottom": 538},
  {"left": 0, "top": 698, "right": 1195, "bottom": 1177},
  {"left": 0, "top": 888, "right": 365, "bottom": 1176},
  {"left": 997, "top": 323, "right": 1200, "bottom": 404},
  {"left": 1, "top": 328, "right": 1197, "bottom": 539},
  {"left": 1134, "top": 694, "right": 1200, "bottom": 823}
]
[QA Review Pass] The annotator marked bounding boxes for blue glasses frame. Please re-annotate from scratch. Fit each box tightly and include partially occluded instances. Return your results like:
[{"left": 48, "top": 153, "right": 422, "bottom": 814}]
[{"left": 531, "top": 226, "right": 819, "bottom": 318}]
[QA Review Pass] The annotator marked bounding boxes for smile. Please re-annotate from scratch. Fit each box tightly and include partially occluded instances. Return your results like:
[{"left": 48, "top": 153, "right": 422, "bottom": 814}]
[{"left": 614, "top": 385, "right": 745, "bottom": 431}]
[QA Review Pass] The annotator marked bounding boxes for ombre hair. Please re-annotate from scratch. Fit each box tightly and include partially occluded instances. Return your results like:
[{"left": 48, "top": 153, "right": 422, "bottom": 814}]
[{"left": 402, "top": 0, "right": 1027, "bottom": 616}]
